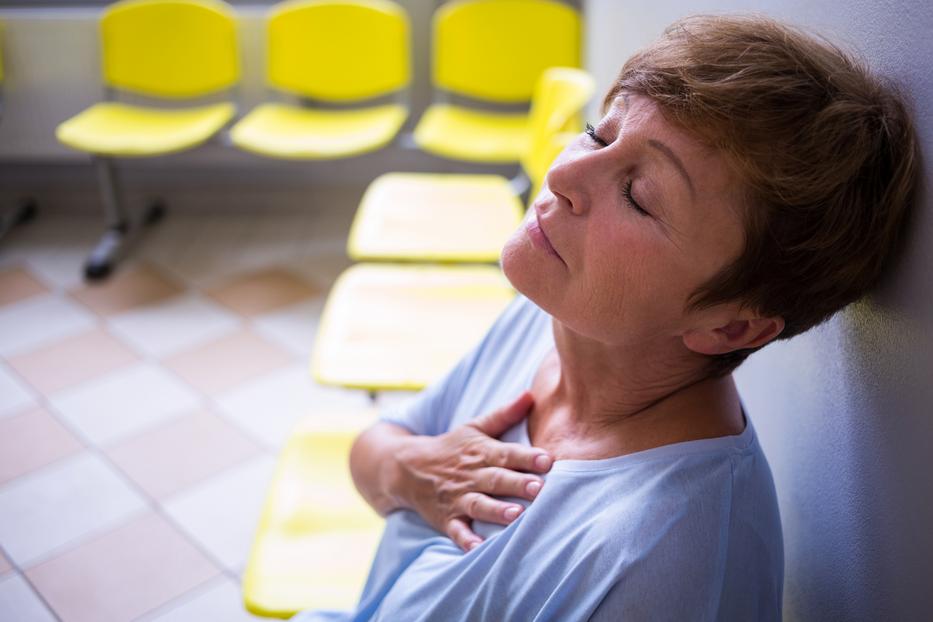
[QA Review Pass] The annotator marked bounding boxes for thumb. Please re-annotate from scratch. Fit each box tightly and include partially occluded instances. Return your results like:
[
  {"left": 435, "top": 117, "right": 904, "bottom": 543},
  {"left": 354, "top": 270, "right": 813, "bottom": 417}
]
[{"left": 472, "top": 391, "right": 534, "bottom": 438}]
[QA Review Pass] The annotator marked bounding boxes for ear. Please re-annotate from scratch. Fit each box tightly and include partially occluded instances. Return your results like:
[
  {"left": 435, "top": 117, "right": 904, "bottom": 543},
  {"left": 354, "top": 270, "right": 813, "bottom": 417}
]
[{"left": 682, "top": 315, "right": 785, "bottom": 356}]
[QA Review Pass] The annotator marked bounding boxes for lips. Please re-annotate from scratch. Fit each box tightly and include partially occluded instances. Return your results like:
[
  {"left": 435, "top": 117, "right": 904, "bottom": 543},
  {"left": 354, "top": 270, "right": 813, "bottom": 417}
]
[{"left": 526, "top": 214, "right": 565, "bottom": 265}]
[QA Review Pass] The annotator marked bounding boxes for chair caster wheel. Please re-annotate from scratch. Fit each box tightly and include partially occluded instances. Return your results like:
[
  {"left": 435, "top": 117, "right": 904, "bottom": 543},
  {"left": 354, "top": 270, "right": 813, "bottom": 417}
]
[
  {"left": 144, "top": 201, "right": 166, "bottom": 226},
  {"left": 84, "top": 260, "right": 113, "bottom": 281}
]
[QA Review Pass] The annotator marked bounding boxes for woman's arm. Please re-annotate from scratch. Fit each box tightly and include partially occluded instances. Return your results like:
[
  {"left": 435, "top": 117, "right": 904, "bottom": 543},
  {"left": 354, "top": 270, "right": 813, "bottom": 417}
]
[{"left": 349, "top": 392, "right": 553, "bottom": 551}]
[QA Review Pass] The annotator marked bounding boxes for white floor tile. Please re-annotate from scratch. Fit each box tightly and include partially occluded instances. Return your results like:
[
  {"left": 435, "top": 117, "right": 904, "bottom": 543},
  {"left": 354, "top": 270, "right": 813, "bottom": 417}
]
[
  {"left": 0, "top": 364, "right": 38, "bottom": 419},
  {"left": 252, "top": 297, "right": 325, "bottom": 358},
  {"left": 141, "top": 576, "right": 262, "bottom": 621},
  {"left": 0, "top": 573, "right": 57, "bottom": 622},
  {"left": 24, "top": 250, "right": 95, "bottom": 292},
  {"left": 0, "top": 452, "right": 147, "bottom": 566},
  {"left": 162, "top": 455, "right": 276, "bottom": 573},
  {"left": 50, "top": 363, "right": 201, "bottom": 446},
  {"left": 0, "top": 294, "right": 97, "bottom": 357},
  {"left": 107, "top": 294, "right": 242, "bottom": 358},
  {"left": 215, "top": 366, "right": 371, "bottom": 450},
  {"left": 2, "top": 218, "right": 100, "bottom": 291}
]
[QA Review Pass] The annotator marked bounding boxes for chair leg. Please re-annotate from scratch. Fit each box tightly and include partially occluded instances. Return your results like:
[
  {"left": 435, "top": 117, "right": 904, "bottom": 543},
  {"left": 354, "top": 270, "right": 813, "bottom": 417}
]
[
  {"left": 84, "top": 158, "right": 165, "bottom": 281},
  {"left": 0, "top": 197, "right": 38, "bottom": 243}
]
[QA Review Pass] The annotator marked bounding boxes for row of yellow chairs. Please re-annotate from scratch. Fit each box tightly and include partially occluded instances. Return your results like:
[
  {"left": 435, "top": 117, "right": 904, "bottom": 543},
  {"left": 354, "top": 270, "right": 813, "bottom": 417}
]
[{"left": 53, "top": 0, "right": 581, "bottom": 279}]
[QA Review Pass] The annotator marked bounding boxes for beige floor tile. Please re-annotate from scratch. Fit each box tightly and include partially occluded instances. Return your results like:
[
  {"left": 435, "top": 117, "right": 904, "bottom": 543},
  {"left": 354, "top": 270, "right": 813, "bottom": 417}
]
[
  {"left": 205, "top": 268, "right": 320, "bottom": 317},
  {"left": 0, "top": 409, "right": 83, "bottom": 485},
  {"left": 0, "top": 267, "right": 49, "bottom": 308},
  {"left": 163, "top": 330, "right": 293, "bottom": 395},
  {"left": 7, "top": 329, "right": 138, "bottom": 396},
  {"left": 25, "top": 513, "right": 220, "bottom": 622},
  {"left": 105, "top": 411, "right": 262, "bottom": 500},
  {"left": 70, "top": 264, "right": 184, "bottom": 317}
]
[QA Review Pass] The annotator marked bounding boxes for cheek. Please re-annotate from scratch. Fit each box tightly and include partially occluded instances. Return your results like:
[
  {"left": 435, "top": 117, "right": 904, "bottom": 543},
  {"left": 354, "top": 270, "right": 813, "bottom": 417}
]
[{"left": 576, "top": 225, "right": 683, "bottom": 331}]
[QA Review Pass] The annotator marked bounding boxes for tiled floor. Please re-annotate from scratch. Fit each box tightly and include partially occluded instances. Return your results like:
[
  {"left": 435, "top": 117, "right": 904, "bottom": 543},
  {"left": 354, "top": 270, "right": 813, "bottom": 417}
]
[{"left": 0, "top": 209, "right": 398, "bottom": 621}]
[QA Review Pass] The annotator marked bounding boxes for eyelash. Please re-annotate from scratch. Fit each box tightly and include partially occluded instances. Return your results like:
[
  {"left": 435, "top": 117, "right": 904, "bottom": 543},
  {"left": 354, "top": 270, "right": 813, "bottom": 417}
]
[
  {"left": 584, "top": 122, "right": 607, "bottom": 147},
  {"left": 584, "top": 124, "right": 651, "bottom": 218}
]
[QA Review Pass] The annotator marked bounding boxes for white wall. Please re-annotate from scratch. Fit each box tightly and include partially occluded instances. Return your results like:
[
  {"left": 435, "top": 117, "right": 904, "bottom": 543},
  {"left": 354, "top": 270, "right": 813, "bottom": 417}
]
[{"left": 584, "top": 1, "right": 933, "bottom": 619}]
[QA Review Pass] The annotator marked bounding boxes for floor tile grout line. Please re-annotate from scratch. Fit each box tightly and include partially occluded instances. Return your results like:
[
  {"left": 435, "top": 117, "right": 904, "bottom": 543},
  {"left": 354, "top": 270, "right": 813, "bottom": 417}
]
[
  {"left": 130, "top": 570, "right": 228, "bottom": 622},
  {"left": 0, "top": 353, "right": 252, "bottom": 595},
  {"left": 0, "top": 542, "right": 65, "bottom": 622},
  {"left": 0, "top": 244, "right": 354, "bottom": 618}
]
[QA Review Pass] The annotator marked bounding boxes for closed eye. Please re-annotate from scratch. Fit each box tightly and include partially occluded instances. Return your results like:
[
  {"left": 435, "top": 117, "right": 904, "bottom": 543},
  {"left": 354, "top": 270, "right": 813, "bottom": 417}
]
[
  {"left": 586, "top": 123, "right": 652, "bottom": 219},
  {"left": 623, "top": 180, "right": 651, "bottom": 217},
  {"left": 585, "top": 123, "right": 608, "bottom": 147}
]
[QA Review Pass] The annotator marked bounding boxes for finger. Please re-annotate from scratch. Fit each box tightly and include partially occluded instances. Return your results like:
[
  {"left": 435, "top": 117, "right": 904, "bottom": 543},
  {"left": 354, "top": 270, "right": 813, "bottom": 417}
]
[
  {"left": 459, "top": 492, "right": 526, "bottom": 527},
  {"left": 446, "top": 517, "right": 483, "bottom": 552},
  {"left": 471, "top": 391, "right": 534, "bottom": 438},
  {"left": 492, "top": 442, "right": 553, "bottom": 474},
  {"left": 478, "top": 467, "right": 546, "bottom": 500}
]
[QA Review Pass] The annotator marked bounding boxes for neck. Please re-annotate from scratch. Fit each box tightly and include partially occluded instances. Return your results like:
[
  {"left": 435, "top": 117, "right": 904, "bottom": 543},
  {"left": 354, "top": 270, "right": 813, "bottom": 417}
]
[{"left": 526, "top": 318, "right": 743, "bottom": 460}]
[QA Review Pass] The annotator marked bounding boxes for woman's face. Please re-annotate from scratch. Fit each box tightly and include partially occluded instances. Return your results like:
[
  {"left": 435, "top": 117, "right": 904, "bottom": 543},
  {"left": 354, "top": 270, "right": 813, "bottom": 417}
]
[{"left": 501, "top": 94, "right": 746, "bottom": 347}]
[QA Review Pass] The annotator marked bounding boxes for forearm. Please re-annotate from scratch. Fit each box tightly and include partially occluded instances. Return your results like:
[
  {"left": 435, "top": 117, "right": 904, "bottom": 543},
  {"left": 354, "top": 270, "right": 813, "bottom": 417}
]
[{"left": 349, "top": 422, "right": 418, "bottom": 516}]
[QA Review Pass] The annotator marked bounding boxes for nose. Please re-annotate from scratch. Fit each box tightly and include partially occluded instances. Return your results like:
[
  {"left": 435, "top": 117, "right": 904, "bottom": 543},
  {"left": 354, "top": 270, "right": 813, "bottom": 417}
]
[{"left": 542, "top": 148, "right": 593, "bottom": 217}]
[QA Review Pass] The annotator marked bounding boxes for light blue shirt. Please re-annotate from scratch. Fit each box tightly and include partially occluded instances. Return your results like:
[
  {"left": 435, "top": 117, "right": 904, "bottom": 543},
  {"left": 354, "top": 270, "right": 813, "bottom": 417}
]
[{"left": 295, "top": 296, "right": 783, "bottom": 621}]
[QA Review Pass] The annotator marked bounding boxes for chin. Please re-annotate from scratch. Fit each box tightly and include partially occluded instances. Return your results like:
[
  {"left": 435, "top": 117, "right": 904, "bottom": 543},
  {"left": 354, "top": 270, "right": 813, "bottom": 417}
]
[
  {"left": 500, "top": 232, "right": 534, "bottom": 295},
  {"left": 500, "top": 236, "right": 560, "bottom": 317}
]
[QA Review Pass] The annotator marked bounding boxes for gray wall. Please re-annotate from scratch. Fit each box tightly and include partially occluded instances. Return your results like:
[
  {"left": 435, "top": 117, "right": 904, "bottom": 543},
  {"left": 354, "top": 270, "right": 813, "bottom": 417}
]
[{"left": 584, "top": 1, "right": 933, "bottom": 620}]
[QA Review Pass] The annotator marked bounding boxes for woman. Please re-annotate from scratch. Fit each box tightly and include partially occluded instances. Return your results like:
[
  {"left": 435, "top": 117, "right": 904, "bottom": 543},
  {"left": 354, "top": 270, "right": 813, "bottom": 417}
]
[{"left": 297, "top": 14, "right": 917, "bottom": 622}]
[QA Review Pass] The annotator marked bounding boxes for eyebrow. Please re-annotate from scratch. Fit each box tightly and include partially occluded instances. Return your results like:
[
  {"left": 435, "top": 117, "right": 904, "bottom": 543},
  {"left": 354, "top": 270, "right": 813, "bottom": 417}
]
[{"left": 647, "top": 139, "right": 695, "bottom": 200}]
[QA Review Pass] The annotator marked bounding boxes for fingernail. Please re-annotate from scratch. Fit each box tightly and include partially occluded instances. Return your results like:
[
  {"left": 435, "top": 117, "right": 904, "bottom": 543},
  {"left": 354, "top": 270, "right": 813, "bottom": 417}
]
[
  {"left": 469, "top": 540, "right": 481, "bottom": 551},
  {"left": 534, "top": 454, "right": 552, "bottom": 470},
  {"left": 526, "top": 480, "right": 542, "bottom": 497},
  {"left": 504, "top": 506, "right": 521, "bottom": 520}
]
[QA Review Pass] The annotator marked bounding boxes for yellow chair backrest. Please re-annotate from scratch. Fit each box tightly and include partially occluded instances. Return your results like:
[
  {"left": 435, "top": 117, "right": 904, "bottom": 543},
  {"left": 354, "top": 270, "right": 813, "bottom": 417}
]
[
  {"left": 433, "top": 0, "right": 581, "bottom": 103},
  {"left": 523, "top": 67, "right": 595, "bottom": 187},
  {"left": 101, "top": 0, "right": 239, "bottom": 99},
  {"left": 267, "top": 0, "right": 410, "bottom": 102}
]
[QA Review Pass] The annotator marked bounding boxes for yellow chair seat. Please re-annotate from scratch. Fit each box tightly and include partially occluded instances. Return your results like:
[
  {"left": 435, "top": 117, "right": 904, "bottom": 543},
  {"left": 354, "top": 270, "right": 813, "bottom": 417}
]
[
  {"left": 230, "top": 102, "right": 407, "bottom": 159},
  {"left": 311, "top": 264, "right": 515, "bottom": 391},
  {"left": 413, "top": 103, "right": 529, "bottom": 163},
  {"left": 243, "top": 418, "right": 383, "bottom": 618},
  {"left": 348, "top": 172, "right": 525, "bottom": 262},
  {"left": 55, "top": 101, "right": 235, "bottom": 157}
]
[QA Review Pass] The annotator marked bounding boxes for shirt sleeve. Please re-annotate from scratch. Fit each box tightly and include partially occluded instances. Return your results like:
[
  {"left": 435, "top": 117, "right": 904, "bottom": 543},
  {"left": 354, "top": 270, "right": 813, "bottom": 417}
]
[{"left": 378, "top": 295, "right": 534, "bottom": 436}]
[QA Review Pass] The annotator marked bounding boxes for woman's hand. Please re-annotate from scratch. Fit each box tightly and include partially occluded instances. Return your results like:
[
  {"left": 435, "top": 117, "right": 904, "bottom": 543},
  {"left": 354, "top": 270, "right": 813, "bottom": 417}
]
[{"left": 391, "top": 392, "right": 553, "bottom": 551}]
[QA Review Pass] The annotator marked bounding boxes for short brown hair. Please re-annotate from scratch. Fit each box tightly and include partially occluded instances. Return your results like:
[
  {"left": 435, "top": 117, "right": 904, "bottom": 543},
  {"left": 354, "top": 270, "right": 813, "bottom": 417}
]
[{"left": 607, "top": 15, "right": 919, "bottom": 376}]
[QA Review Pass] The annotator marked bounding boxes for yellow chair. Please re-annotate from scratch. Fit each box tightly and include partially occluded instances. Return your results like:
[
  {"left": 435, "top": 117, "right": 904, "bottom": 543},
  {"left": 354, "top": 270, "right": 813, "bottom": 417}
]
[
  {"left": 230, "top": 0, "right": 410, "bottom": 159},
  {"left": 243, "top": 416, "right": 384, "bottom": 618},
  {"left": 413, "top": 0, "right": 581, "bottom": 164},
  {"left": 348, "top": 68, "right": 595, "bottom": 262},
  {"left": 55, "top": 0, "right": 238, "bottom": 279},
  {"left": 311, "top": 263, "right": 515, "bottom": 391}
]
